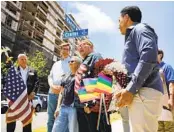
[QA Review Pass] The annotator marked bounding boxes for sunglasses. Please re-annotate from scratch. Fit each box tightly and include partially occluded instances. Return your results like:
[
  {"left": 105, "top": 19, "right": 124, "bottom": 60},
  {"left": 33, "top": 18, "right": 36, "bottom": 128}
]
[{"left": 68, "top": 60, "right": 76, "bottom": 63}]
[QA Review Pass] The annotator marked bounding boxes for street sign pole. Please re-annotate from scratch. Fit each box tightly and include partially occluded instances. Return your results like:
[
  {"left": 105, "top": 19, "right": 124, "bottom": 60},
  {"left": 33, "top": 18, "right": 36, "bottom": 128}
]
[
  {"left": 64, "top": 14, "right": 79, "bottom": 56},
  {"left": 63, "top": 29, "right": 88, "bottom": 56},
  {"left": 64, "top": 14, "right": 89, "bottom": 56}
]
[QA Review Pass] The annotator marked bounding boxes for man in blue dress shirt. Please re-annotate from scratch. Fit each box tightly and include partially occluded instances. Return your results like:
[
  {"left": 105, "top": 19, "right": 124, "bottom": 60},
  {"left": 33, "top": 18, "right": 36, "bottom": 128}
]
[{"left": 116, "top": 6, "right": 163, "bottom": 132}]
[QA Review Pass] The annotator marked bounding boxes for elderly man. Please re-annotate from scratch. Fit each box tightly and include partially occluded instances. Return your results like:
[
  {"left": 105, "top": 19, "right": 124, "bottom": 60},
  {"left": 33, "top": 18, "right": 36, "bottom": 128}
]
[
  {"left": 47, "top": 43, "right": 70, "bottom": 132},
  {"left": 74, "top": 39, "right": 111, "bottom": 132},
  {"left": 6, "top": 54, "right": 39, "bottom": 132},
  {"left": 52, "top": 56, "right": 82, "bottom": 132},
  {"left": 116, "top": 6, "right": 163, "bottom": 132},
  {"left": 157, "top": 49, "right": 174, "bottom": 132}
]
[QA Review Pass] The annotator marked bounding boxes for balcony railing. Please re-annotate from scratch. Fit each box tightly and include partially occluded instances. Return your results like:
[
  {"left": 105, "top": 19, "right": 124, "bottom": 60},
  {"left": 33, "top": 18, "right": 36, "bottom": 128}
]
[
  {"left": 1, "top": 25, "right": 16, "bottom": 42},
  {"left": 1, "top": 5, "right": 20, "bottom": 21},
  {"left": 33, "top": 33, "right": 43, "bottom": 44},
  {"left": 36, "top": 11, "right": 47, "bottom": 25},
  {"left": 39, "top": 1, "right": 48, "bottom": 12},
  {"left": 9, "top": 1, "right": 22, "bottom": 10}
]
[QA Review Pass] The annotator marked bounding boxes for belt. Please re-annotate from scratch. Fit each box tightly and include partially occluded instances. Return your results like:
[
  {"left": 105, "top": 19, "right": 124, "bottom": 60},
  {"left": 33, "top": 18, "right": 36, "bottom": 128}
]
[
  {"left": 49, "top": 88, "right": 59, "bottom": 95},
  {"left": 61, "top": 103, "right": 74, "bottom": 107},
  {"left": 163, "top": 106, "right": 171, "bottom": 112}
]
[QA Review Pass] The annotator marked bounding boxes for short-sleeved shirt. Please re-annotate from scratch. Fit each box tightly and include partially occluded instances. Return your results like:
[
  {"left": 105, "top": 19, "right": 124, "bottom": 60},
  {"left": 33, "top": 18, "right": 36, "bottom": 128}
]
[
  {"left": 61, "top": 73, "right": 75, "bottom": 106},
  {"left": 48, "top": 57, "right": 70, "bottom": 93},
  {"left": 159, "top": 61, "right": 174, "bottom": 87},
  {"left": 82, "top": 52, "right": 103, "bottom": 79}
]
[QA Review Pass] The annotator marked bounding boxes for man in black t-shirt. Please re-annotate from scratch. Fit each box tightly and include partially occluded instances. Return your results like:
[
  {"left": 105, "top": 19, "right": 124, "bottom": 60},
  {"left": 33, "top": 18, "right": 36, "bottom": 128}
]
[{"left": 52, "top": 56, "right": 82, "bottom": 132}]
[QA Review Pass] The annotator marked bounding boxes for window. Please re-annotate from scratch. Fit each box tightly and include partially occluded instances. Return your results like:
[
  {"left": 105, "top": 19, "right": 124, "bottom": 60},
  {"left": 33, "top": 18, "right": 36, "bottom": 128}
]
[
  {"left": 57, "top": 19, "right": 64, "bottom": 29},
  {"left": 54, "top": 47, "right": 60, "bottom": 56},
  {"left": 35, "top": 23, "right": 45, "bottom": 34},
  {"left": 41, "top": 2, "right": 48, "bottom": 9},
  {"left": 55, "top": 39, "right": 61, "bottom": 46},
  {"left": 6, "top": 3, "right": 17, "bottom": 15},
  {"left": 28, "top": 31, "right": 32, "bottom": 37},
  {"left": 30, "top": 21, "right": 34, "bottom": 26},
  {"left": 34, "top": 32, "right": 43, "bottom": 44},
  {"left": 32, "top": 12, "right": 35, "bottom": 16},
  {"left": 39, "top": 2, "right": 48, "bottom": 13},
  {"left": 33, "top": 3, "right": 37, "bottom": 7},
  {"left": 56, "top": 30, "right": 61, "bottom": 37},
  {"left": 5, "top": 16, "right": 13, "bottom": 27},
  {"left": 36, "top": 11, "right": 46, "bottom": 24}
]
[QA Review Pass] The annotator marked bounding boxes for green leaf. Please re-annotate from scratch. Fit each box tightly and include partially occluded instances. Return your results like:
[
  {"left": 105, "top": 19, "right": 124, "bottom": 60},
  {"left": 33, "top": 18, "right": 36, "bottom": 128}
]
[{"left": 27, "top": 50, "right": 49, "bottom": 77}]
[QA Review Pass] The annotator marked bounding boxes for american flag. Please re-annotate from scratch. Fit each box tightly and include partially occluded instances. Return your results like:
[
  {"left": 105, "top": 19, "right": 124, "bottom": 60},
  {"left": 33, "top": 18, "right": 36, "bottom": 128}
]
[
  {"left": 3, "top": 66, "right": 34, "bottom": 126},
  {"left": 75, "top": 64, "right": 88, "bottom": 91}
]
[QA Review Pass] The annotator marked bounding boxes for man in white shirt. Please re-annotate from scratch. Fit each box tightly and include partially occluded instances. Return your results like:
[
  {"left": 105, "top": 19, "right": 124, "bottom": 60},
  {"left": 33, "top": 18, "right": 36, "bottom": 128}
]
[
  {"left": 20, "top": 65, "right": 28, "bottom": 86},
  {"left": 47, "top": 43, "right": 71, "bottom": 132}
]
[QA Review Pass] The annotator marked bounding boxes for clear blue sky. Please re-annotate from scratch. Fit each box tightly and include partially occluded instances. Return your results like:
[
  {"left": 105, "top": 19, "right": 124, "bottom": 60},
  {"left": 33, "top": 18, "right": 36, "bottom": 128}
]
[{"left": 58, "top": 1, "right": 174, "bottom": 67}]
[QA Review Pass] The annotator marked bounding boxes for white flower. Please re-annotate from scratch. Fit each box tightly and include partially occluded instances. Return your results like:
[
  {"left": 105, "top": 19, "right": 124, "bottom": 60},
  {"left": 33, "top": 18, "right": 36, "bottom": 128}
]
[{"left": 104, "top": 61, "right": 127, "bottom": 74}]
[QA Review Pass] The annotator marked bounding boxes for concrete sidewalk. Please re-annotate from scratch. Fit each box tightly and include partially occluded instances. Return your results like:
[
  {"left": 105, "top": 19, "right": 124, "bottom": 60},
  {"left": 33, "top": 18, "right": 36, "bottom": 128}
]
[
  {"left": 111, "top": 120, "right": 123, "bottom": 132},
  {"left": 1, "top": 112, "right": 123, "bottom": 132},
  {"left": 1, "top": 112, "right": 47, "bottom": 132},
  {"left": 33, "top": 120, "right": 123, "bottom": 132}
]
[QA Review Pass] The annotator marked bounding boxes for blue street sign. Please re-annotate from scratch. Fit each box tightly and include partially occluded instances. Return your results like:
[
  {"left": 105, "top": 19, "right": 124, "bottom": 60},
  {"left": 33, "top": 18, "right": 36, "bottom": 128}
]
[
  {"left": 65, "top": 14, "right": 78, "bottom": 31},
  {"left": 63, "top": 29, "right": 88, "bottom": 39}
]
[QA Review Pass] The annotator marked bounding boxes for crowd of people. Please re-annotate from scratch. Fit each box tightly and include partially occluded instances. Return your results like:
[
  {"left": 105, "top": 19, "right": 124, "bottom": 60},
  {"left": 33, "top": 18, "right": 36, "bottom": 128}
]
[{"left": 2, "top": 5, "right": 174, "bottom": 132}]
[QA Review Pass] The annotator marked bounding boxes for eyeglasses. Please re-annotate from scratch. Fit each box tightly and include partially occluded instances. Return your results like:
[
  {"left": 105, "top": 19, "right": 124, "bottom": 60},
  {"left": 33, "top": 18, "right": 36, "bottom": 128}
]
[
  {"left": 61, "top": 48, "right": 69, "bottom": 51},
  {"left": 68, "top": 60, "right": 75, "bottom": 63}
]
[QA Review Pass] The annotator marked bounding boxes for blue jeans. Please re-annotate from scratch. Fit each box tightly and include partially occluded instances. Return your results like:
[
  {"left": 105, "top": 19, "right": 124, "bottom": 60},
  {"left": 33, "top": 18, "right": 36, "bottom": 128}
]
[
  {"left": 119, "top": 107, "right": 130, "bottom": 132},
  {"left": 52, "top": 104, "right": 79, "bottom": 132},
  {"left": 47, "top": 93, "right": 58, "bottom": 132}
]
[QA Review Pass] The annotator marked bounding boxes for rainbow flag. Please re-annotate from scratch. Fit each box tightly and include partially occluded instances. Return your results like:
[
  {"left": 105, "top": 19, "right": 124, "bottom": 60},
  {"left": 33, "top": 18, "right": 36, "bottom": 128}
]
[
  {"left": 83, "top": 78, "right": 97, "bottom": 92},
  {"left": 78, "top": 87, "right": 101, "bottom": 103},
  {"left": 95, "top": 73, "right": 113, "bottom": 94}
]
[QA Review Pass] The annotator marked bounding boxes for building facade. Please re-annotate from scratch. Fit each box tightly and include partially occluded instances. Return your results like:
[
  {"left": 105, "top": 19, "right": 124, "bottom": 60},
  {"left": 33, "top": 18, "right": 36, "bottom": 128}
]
[
  {"left": 1, "top": 1, "right": 22, "bottom": 49},
  {"left": 1, "top": 1, "right": 82, "bottom": 62}
]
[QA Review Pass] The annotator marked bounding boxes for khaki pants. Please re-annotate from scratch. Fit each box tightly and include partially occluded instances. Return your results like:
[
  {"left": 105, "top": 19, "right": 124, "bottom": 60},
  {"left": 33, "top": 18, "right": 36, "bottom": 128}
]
[{"left": 128, "top": 88, "right": 163, "bottom": 132}]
